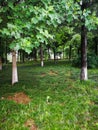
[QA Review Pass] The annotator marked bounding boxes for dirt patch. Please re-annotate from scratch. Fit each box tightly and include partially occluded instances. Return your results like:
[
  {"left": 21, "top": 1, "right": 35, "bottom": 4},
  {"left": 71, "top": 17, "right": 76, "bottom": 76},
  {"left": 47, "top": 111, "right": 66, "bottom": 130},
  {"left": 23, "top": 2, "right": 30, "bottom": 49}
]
[
  {"left": 6, "top": 92, "right": 31, "bottom": 104},
  {"left": 48, "top": 70, "right": 58, "bottom": 76},
  {"left": 40, "top": 72, "right": 46, "bottom": 77},
  {"left": 25, "top": 119, "right": 37, "bottom": 130}
]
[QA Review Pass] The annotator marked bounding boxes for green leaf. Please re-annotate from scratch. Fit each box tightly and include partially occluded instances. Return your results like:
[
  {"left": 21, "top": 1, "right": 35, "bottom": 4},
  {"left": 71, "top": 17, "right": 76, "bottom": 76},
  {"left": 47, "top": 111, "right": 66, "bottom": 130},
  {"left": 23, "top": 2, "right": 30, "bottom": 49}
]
[
  {"left": 9, "top": 43, "right": 16, "bottom": 50},
  {"left": 8, "top": 2, "right": 14, "bottom": 9},
  {"left": 24, "top": 48, "right": 32, "bottom": 54},
  {"left": 0, "top": 18, "right": 2, "bottom": 23},
  {"left": 31, "top": 17, "right": 39, "bottom": 24},
  {"left": 67, "top": 15, "right": 73, "bottom": 23},
  {"left": 2, "top": 28, "right": 10, "bottom": 35}
]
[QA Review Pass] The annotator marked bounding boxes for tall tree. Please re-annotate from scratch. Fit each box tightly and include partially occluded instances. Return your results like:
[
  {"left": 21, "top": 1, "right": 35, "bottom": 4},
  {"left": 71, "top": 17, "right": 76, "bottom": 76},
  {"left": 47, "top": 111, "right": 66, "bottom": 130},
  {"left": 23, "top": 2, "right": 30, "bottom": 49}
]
[
  {"left": 79, "top": 0, "right": 98, "bottom": 80},
  {"left": 12, "top": 50, "right": 18, "bottom": 85},
  {"left": 0, "top": 0, "right": 62, "bottom": 84},
  {"left": 60, "top": 0, "right": 98, "bottom": 80}
]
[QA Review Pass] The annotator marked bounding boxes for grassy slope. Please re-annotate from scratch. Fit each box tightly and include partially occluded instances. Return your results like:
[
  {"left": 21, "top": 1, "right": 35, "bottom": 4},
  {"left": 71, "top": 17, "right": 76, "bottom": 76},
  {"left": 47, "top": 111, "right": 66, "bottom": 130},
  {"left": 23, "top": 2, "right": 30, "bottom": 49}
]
[{"left": 0, "top": 60, "right": 98, "bottom": 130}]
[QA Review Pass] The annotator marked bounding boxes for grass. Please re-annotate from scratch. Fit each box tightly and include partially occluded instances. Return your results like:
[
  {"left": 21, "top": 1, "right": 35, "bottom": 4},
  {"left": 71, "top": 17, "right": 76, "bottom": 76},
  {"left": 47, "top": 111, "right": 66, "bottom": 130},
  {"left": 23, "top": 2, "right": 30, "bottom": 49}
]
[{"left": 0, "top": 60, "right": 98, "bottom": 130}]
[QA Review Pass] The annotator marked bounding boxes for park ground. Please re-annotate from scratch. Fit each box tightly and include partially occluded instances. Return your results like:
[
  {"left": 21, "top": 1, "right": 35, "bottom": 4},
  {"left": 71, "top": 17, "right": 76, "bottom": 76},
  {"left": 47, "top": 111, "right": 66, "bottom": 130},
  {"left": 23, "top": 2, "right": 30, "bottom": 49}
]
[{"left": 0, "top": 60, "right": 98, "bottom": 130}]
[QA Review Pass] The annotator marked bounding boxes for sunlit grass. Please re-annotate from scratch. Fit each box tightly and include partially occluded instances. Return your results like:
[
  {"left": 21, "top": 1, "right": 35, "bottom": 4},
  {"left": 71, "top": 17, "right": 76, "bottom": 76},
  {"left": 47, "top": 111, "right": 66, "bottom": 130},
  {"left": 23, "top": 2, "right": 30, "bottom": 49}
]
[{"left": 0, "top": 60, "right": 98, "bottom": 130}]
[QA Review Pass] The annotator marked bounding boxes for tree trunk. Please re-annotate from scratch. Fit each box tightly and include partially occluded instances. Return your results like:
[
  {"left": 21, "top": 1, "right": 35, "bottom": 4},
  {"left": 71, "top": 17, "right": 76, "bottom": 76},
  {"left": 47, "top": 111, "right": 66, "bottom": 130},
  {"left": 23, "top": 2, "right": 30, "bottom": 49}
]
[
  {"left": 12, "top": 50, "right": 18, "bottom": 85},
  {"left": 95, "top": 42, "right": 98, "bottom": 55},
  {"left": 5, "top": 44, "right": 8, "bottom": 64},
  {"left": 53, "top": 48, "right": 56, "bottom": 64},
  {"left": 33, "top": 48, "right": 37, "bottom": 61},
  {"left": 69, "top": 45, "right": 72, "bottom": 60},
  {"left": 40, "top": 43, "right": 44, "bottom": 67},
  {"left": 47, "top": 47, "right": 50, "bottom": 60},
  {"left": 20, "top": 50, "right": 25, "bottom": 63},
  {"left": 0, "top": 56, "right": 2, "bottom": 70},
  {"left": 77, "top": 47, "right": 80, "bottom": 56},
  {"left": 63, "top": 46, "right": 65, "bottom": 59},
  {"left": 22, "top": 50, "right": 25, "bottom": 63},
  {"left": 80, "top": 25, "right": 88, "bottom": 80}
]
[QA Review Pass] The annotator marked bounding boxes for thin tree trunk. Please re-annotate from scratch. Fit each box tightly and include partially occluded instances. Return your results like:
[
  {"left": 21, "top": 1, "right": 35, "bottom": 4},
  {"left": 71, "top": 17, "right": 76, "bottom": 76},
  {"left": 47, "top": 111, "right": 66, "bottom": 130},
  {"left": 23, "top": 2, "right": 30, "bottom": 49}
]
[
  {"left": 33, "top": 48, "right": 37, "bottom": 61},
  {"left": 77, "top": 47, "right": 80, "bottom": 56},
  {"left": 80, "top": 25, "right": 88, "bottom": 80},
  {"left": 63, "top": 46, "right": 65, "bottom": 59},
  {"left": 40, "top": 43, "right": 44, "bottom": 67},
  {"left": 12, "top": 50, "right": 18, "bottom": 85},
  {"left": 22, "top": 50, "right": 25, "bottom": 63},
  {"left": 53, "top": 48, "right": 56, "bottom": 63},
  {"left": 17, "top": 51, "right": 20, "bottom": 62},
  {"left": 5, "top": 44, "right": 8, "bottom": 64},
  {"left": 47, "top": 47, "right": 50, "bottom": 60},
  {"left": 95, "top": 42, "right": 98, "bottom": 55},
  {"left": 19, "top": 50, "right": 25, "bottom": 63},
  {"left": 69, "top": 45, "right": 72, "bottom": 60},
  {"left": 0, "top": 56, "right": 2, "bottom": 70}
]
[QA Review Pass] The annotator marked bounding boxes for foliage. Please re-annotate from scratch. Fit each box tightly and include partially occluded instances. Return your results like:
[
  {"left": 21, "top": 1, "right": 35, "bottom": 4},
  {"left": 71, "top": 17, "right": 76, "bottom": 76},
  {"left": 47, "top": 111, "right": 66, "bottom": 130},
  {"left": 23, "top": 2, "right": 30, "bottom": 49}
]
[
  {"left": 1, "top": 0, "right": 98, "bottom": 52},
  {"left": 88, "top": 53, "right": 98, "bottom": 68},
  {"left": 73, "top": 53, "right": 98, "bottom": 68},
  {"left": 0, "top": 0, "right": 63, "bottom": 53}
]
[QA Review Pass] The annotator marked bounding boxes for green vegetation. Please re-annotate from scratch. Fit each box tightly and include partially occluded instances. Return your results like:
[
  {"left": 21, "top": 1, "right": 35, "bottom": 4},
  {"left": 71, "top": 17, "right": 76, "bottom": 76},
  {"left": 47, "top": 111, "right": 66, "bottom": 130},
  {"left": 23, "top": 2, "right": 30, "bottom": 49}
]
[
  {"left": 0, "top": 0, "right": 98, "bottom": 82},
  {"left": 0, "top": 1, "right": 98, "bottom": 129},
  {"left": 73, "top": 53, "right": 98, "bottom": 68},
  {"left": 0, "top": 61, "right": 98, "bottom": 130}
]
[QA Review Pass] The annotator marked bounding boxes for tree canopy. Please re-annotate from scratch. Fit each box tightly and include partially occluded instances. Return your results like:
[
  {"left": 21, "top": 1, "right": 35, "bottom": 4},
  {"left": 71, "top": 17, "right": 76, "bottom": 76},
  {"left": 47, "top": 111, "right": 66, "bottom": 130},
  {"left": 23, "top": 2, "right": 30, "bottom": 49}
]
[{"left": 0, "top": 0, "right": 98, "bottom": 81}]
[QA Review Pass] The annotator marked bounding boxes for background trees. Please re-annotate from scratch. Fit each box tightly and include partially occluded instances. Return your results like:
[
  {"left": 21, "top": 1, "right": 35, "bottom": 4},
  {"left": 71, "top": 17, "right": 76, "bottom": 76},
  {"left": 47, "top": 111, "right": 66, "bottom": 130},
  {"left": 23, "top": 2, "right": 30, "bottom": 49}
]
[{"left": 0, "top": 0, "right": 98, "bottom": 84}]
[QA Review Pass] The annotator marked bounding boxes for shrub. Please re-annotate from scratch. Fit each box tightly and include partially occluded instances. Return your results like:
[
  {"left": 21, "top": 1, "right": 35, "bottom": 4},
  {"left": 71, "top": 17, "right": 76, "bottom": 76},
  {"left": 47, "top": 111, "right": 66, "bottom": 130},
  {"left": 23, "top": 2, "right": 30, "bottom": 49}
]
[{"left": 73, "top": 53, "right": 98, "bottom": 68}]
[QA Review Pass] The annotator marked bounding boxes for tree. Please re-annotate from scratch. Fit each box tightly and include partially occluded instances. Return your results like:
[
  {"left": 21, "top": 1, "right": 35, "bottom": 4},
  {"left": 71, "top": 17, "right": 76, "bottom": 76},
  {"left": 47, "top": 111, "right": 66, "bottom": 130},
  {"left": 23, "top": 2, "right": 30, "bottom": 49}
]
[
  {"left": 12, "top": 50, "right": 18, "bottom": 85},
  {"left": 79, "top": 0, "right": 98, "bottom": 80},
  {"left": 60, "top": 0, "right": 98, "bottom": 80},
  {"left": 1, "top": 0, "right": 98, "bottom": 83},
  {"left": 0, "top": 0, "right": 62, "bottom": 84}
]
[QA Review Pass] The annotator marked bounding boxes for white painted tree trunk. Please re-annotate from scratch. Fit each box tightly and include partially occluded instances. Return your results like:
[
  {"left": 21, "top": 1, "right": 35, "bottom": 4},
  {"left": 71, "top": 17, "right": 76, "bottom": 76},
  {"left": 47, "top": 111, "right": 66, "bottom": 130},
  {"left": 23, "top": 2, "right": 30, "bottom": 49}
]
[
  {"left": 41, "top": 60, "right": 44, "bottom": 67},
  {"left": 12, "top": 50, "right": 18, "bottom": 85},
  {"left": 80, "top": 22, "right": 88, "bottom": 80},
  {"left": 80, "top": 66, "right": 88, "bottom": 80},
  {"left": 0, "top": 57, "right": 2, "bottom": 70},
  {"left": 40, "top": 43, "right": 44, "bottom": 67}
]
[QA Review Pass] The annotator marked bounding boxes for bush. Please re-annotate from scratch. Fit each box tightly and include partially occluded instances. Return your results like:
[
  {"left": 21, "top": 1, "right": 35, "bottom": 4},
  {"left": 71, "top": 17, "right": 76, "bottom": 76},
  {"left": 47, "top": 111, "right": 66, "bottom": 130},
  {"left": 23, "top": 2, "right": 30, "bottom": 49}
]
[{"left": 73, "top": 53, "right": 98, "bottom": 68}]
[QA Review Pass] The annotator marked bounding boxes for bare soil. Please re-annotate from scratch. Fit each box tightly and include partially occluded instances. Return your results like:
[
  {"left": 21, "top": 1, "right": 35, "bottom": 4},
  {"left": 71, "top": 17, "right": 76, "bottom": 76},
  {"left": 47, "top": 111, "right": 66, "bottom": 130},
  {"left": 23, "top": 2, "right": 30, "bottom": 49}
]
[
  {"left": 40, "top": 72, "right": 46, "bottom": 77},
  {"left": 6, "top": 92, "right": 31, "bottom": 104},
  {"left": 25, "top": 119, "right": 38, "bottom": 130},
  {"left": 48, "top": 70, "right": 58, "bottom": 76}
]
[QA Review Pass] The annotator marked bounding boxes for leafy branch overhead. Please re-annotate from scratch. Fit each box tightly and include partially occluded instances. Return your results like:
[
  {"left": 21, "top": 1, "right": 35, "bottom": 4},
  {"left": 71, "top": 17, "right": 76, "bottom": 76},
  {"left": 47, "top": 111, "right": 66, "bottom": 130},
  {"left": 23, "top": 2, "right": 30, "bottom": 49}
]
[
  {"left": 0, "top": 0, "right": 62, "bottom": 53},
  {"left": 0, "top": 0, "right": 98, "bottom": 53}
]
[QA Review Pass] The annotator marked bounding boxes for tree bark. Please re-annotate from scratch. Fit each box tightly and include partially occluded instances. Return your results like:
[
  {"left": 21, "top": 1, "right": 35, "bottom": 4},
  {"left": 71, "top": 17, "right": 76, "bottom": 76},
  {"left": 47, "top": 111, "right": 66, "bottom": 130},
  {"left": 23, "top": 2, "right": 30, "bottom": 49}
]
[
  {"left": 20, "top": 50, "right": 25, "bottom": 63},
  {"left": 69, "top": 45, "right": 72, "bottom": 60},
  {"left": 95, "top": 42, "right": 98, "bottom": 55},
  {"left": 63, "top": 46, "right": 65, "bottom": 59},
  {"left": 40, "top": 43, "right": 44, "bottom": 67},
  {"left": 12, "top": 50, "right": 18, "bottom": 85},
  {"left": 77, "top": 47, "right": 80, "bottom": 56},
  {"left": 22, "top": 50, "right": 25, "bottom": 63},
  {"left": 80, "top": 25, "right": 88, "bottom": 80},
  {"left": 5, "top": 44, "right": 8, "bottom": 64},
  {"left": 47, "top": 47, "right": 50, "bottom": 60},
  {"left": 53, "top": 48, "right": 56, "bottom": 64},
  {"left": 33, "top": 48, "right": 37, "bottom": 61},
  {"left": 0, "top": 56, "right": 2, "bottom": 70}
]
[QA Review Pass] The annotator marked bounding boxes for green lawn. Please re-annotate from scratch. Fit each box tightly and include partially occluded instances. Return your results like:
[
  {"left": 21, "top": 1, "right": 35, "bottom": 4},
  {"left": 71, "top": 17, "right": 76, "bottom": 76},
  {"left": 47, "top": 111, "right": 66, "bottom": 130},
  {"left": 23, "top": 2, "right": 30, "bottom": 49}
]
[{"left": 0, "top": 61, "right": 98, "bottom": 130}]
